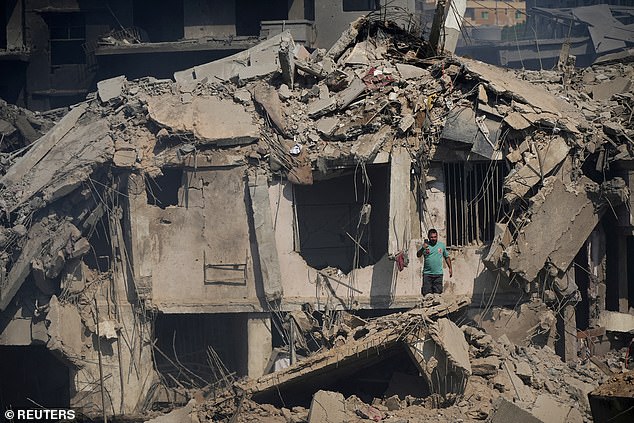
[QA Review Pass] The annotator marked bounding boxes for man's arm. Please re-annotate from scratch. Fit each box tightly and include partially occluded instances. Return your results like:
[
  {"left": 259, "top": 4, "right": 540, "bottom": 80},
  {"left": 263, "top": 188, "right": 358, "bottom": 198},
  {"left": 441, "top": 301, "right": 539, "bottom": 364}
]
[
  {"left": 445, "top": 256, "right": 452, "bottom": 278},
  {"left": 416, "top": 240, "right": 429, "bottom": 258}
]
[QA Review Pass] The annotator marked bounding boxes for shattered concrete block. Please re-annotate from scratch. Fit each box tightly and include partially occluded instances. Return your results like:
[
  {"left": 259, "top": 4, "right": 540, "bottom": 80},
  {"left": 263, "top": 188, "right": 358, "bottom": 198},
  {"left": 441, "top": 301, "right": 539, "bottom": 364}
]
[
  {"left": 308, "top": 391, "right": 347, "bottom": 423},
  {"left": 279, "top": 33, "right": 295, "bottom": 87},
  {"left": 147, "top": 96, "right": 259, "bottom": 146},
  {"left": 384, "top": 395, "right": 402, "bottom": 411},
  {"left": 278, "top": 84, "right": 292, "bottom": 101},
  {"left": 335, "top": 77, "right": 366, "bottom": 110},
  {"left": 315, "top": 117, "right": 339, "bottom": 137},
  {"left": 398, "top": 114, "right": 415, "bottom": 134},
  {"left": 592, "top": 76, "right": 631, "bottom": 101},
  {"left": 396, "top": 63, "right": 430, "bottom": 80},
  {"left": 307, "top": 96, "right": 337, "bottom": 119},
  {"left": 234, "top": 89, "right": 252, "bottom": 104},
  {"left": 45, "top": 250, "right": 66, "bottom": 279},
  {"left": 97, "top": 75, "right": 126, "bottom": 103},
  {"left": 238, "top": 62, "right": 280, "bottom": 84},
  {"left": 504, "top": 112, "right": 531, "bottom": 130},
  {"left": 46, "top": 295, "right": 83, "bottom": 361},
  {"left": 61, "top": 259, "right": 86, "bottom": 295},
  {"left": 564, "top": 375, "right": 594, "bottom": 411},
  {"left": 514, "top": 360, "right": 533, "bottom": 383},
  {"left": 0, "top": 119, "right": 17, "bottom": 136},
  {"left": 507, "top": 177, "right": 608, "bottom": 282},
  {"left": 145, "top": 399, "right": 197, "bottom": 423},
  {"left": 71, "top": 238, "right": 90, "bottom": 259},
  {"left": 352, "top": 127, "right": 391, "bottom": 162},
  {"left": 253, "top": 84, "right": 287, "bottom": 136},
  {"left": 598, "top": 310, "right": 634, "bottom": 333},
  {"left": 531, "top": 394, "right": 572, "bottom": 423},
  {"left": 471, "top": 356, "right": 500, "bottom": 377},
  {"left": 504, "top": 136, "right": 570, "bottom": 203},
  {"left": 488, "top": 398, "right": 544, "bottom": 423},
  {"left": 408, "top": 318, "right": 471, "bottom": 396},
  {"left": 31, "top": 320, "right": 48, "bottom": 344},
  {"left": 113, "top": 149, "right": 137, "bottom": 168}
]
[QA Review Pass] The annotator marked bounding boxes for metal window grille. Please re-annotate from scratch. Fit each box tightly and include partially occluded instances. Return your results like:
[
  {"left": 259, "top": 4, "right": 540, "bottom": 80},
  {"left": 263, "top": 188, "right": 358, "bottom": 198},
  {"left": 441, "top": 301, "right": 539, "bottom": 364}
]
[{"left": 444, "top": 162, "right": 505, "bottom": 247}]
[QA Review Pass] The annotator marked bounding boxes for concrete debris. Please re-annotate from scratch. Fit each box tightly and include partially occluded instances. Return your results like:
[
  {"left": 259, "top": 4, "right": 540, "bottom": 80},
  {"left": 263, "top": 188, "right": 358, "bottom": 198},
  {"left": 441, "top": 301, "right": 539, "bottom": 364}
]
[
  {"left": 0, "top": 15, "right": 632, "bottom": 423},
  {"left": 307, "top": 390, "right": 346, "bottom": 423},
  {"left": 97, "top": 75, "right": 126, "bottom": 103}
]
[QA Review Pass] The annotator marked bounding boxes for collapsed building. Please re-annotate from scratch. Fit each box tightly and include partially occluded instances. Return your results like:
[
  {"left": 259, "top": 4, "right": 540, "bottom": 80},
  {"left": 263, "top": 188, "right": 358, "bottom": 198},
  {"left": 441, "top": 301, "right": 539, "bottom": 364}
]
[{"left": 0, "top": 12, "right": 633, "bottom": 422}]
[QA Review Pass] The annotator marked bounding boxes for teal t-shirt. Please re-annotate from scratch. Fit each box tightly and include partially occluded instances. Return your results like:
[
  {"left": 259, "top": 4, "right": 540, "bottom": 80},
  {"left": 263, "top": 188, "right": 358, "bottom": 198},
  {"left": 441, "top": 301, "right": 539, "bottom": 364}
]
[{"left": 422, "top": 241, "right": 448, "bottom": 275}]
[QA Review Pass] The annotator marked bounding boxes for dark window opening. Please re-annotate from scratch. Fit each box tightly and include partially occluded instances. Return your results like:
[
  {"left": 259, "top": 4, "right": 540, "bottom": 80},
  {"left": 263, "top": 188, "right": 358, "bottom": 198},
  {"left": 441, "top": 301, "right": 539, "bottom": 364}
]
[
  {"left": 133, "top": 0, "right": 184, "bottom": 42},
  {"left": 84, "top": 212, "right": 111, "bottom": 273},
  {"left": 235, "top": 0, "right": 289, "bottom": 36},
  {"left": 444, "top": 162, "right": 505, "bottom": 247},
  {"left": 0, "top": 346, "right": 70, "bottom": 410},
  {"left": 294, "top": 165, "right": 389, "bottom": 273},
  {"left": 47, "top": 13, "right": 86, "bottom": 66},
  {"left": 145, "top": 169, "right": 183, "bottom": 208},
  {"left": 253, "top": 344, "right": 429, "bottom": 407},
  {"left": 343, "top": 0, "right": 381, "bottom": 12},
  {"left": 0, "top": 1, "right": 7, "bottom": 49},
  {"left": 154, "top": 314, "right": 247, "bottom": 390}
]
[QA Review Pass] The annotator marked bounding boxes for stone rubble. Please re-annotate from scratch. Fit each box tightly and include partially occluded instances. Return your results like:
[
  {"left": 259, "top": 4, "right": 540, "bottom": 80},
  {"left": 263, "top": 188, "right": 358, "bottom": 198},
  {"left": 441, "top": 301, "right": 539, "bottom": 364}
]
[{"left": 0, "top": 14, "right": 631, "bottom": 423}]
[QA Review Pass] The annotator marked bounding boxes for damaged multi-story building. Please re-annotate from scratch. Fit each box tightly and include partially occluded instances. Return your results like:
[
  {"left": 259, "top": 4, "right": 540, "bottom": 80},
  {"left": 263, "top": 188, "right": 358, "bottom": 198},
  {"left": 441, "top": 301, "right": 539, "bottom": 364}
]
[
  {"left": 0, "top": 5, "right": 633, "bottom": 422},
  {"left": 0, "top": 0, "right": 416, "bottom": 110}
]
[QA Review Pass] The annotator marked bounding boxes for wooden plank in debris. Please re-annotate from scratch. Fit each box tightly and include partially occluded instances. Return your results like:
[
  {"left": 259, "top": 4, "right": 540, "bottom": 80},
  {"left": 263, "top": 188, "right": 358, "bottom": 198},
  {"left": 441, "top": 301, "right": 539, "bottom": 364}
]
[{"left": 248, "top": 171, "right": 283, "bottom": 302}]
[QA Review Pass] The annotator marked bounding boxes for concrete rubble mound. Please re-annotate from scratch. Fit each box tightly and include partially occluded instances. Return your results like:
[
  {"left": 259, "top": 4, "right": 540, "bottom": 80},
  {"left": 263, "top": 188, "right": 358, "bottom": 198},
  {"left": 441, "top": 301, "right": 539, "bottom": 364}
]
[{"left": 0, "top": 12, "right": 632, "bottom": 423}]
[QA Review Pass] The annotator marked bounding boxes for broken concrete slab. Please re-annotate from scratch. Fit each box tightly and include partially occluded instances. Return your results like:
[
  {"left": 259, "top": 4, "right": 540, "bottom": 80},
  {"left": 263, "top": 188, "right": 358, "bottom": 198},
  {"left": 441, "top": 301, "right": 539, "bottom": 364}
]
[
  {"left": 407, "top": 318, "right": 471, "bottom": 396},
  {"left": 238, "top": 297, "right": 469, "bottom": 401},
  {"left": 504, "top": 112, "right": 532, "bottom": 130},
  {"left": 46, "top": 295, "right": 83, "bottom": 361},
  {"left": 97, "top": 75, "right": 126, "bottom": 103},
  {"left": 307, "top": 96, "right": 337, "bottom": 119},
  {"left": 253, "top": 84, "right": 288, "bottom": 136},
  {"left": 592, "top": 76, "right": 632, "bottom": 101},
  {"left": 396, "top": 63, "right": 430, "bottom": 80},
  {"left": 0, "top": 221, "right": 77, "bottom": 311},
  {"left": 504, "top": 136, "right": 570, "bottom": 203},
  {"left": 174, "top": 32, "right": 291, "bottom": 84},
  {"left": 146, "top": 96, "right": 259, "bottom": 146},
  {"left": 145, "top": 399, "right": 197, "bottom": 423},
  {"left": 315, "top": 116, "right": 339, "bottom": 137},
  {"left": 507, "top": 177, "right": 610, "bottom": 282},
  {"left": 488, "top": 398, "right": 544, "bottom": 423},
  {"left": 335, "top": 77, "right": 366, "bottom": 110},
  {"left": 597, "top": 310, "right": 634, "bottom": 333},
  {"left": 531, "top": 394, "right": 573, "bottom": 423},
  {"left": 307, "top": 391, "right": 347, "bottom": 423},
  {"left": 460, "top": 57, "right": 581, "bottom": 118},
  {"left": 351, "top": 126, "right": 391, "bottom": 162},
  {"left": 1, "top": 104, "right": 87, "bottom": 192}
]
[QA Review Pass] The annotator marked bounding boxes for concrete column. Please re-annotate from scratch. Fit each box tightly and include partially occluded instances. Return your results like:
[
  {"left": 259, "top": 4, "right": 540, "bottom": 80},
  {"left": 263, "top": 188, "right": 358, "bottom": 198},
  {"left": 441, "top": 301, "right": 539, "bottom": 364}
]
[
  {"left": 563, "top": 304, "right": 577, "bottom": 363},
  {"left": 246, "top": 312, "right": 272, "bottom": 378},
  {"left": 617, "top": 234, "right": 629, "bottom": 313},
  {"left": 388, "top": 147, "right": 411, "bottom": 257}
]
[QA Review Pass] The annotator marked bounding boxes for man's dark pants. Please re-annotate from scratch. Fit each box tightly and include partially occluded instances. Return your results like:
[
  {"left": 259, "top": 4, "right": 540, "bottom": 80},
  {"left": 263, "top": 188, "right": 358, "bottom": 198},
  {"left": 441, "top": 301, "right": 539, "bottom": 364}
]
[{"left": 422, "top": 274, "right": 443, "bottom": 295}]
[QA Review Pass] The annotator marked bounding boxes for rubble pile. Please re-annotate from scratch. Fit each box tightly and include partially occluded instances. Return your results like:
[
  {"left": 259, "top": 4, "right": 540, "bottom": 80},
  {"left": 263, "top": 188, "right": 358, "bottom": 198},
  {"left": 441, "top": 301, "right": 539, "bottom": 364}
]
[
  {"left": 185, "top": 299, "right": 607, "bottom": 423},
  {"left": 0, "top": 14, "right": 632, "bottom": 422},
  {"left": 0, "top": 99, "right": 62, "bottom": 172}
]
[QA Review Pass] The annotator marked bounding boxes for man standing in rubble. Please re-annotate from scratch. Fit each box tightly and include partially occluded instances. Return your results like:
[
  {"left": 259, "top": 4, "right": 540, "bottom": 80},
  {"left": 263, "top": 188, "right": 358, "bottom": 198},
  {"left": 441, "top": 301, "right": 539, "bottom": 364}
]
[{"left": 417, "top": 229, "right": 452, "bottom": 295}]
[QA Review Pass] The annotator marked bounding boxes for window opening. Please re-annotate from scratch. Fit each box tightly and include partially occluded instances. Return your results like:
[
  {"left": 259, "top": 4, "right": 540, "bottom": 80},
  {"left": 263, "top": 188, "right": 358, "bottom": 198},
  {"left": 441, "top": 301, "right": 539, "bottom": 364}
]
[
  {"left": 444, "top": 162, "right": 504, "bottom": 247},
  {"left": 47, "top": 13, "right": 86, "bottom": 66}
]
